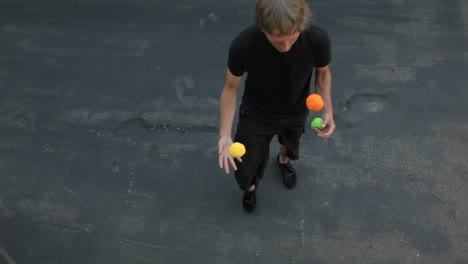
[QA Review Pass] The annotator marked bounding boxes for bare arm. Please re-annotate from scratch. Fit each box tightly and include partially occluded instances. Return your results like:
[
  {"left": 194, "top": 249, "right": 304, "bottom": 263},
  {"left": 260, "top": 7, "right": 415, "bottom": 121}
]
[
  {"left": 219, "top": 69, "right": 242, "bottom": 138},
  {"left": 218, "top": 68, "right": 243, "bottom": 173},
  {"left": 314, "top": 65, "right": 335, "bottom": 138}
]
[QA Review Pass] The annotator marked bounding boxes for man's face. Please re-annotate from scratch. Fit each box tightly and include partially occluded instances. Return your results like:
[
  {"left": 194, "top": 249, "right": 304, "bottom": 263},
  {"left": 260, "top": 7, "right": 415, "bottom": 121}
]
[{"left": 264, "top": 29, "right": 300, "bottom": 53}]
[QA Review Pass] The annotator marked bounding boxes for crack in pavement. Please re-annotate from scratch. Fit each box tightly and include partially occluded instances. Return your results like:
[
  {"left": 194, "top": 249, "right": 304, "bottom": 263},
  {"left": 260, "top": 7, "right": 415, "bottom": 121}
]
[{"left": 113, "top": 117, "right": 216, "bottom": 134}]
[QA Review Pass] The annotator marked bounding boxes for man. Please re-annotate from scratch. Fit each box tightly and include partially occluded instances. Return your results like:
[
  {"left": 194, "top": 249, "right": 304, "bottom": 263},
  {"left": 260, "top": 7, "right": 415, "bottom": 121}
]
[{"left": 218, "top": 0, "right": 335, "bottom": 213}]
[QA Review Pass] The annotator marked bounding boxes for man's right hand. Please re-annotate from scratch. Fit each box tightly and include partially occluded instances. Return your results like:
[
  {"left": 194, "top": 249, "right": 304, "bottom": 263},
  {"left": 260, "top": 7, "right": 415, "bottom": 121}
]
[{"left": 218, "top": 136, "right": 242, "bottom": 174}]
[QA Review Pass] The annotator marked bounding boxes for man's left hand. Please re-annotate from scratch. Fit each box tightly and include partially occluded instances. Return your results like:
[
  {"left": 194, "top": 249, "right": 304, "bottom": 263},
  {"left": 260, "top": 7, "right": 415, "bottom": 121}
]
[{"left": 314, "top": 113, "right": 335, "bottom": 138}]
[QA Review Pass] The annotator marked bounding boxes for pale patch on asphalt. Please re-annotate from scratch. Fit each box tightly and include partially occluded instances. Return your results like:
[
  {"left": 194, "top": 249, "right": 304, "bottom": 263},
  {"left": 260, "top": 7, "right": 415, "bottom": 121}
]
[
  {"left": 174, "top": 75, "right": 195, "bottom": 104},
  {"left": 199, "top": 11, "right": 219, "bottom": 27},
  {"left": 343, "top": 3, "right": 449, "bottom": 86},
  {"left": 356, "top": 65, "right": 415, "bottom": 82},
  {"left": 109, "top": 198, "right": 156, "bottom": 236},
  {"left": 0, "top": 199, "right": 16, "bottom": 219},
  {"left": 0, "top": 101, "right": 36, "bottom": 128},
  {"left": 16, "top": 198, "right": 80, "bottom": 224},
  {"left": 110, "top": 210, "right": 146, "bottom": 235},
  {"left": 128, "top": 39, "right": 152, "bottom": 56},
  {"left": 309, "top": 231, "right": 429, "bottom": 263},
  {"left": 43, "top": 57, "right": 62, "bottom": 68},
  {"left": 55, "top": 108, "right": 217, "bottom": 127}
]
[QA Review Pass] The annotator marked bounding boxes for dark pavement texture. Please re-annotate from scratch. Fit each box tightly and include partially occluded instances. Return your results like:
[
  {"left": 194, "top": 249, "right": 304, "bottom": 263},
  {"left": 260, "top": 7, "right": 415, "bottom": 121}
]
[{"left": 0, "top": 0, "right": 467, "bottom": 263}]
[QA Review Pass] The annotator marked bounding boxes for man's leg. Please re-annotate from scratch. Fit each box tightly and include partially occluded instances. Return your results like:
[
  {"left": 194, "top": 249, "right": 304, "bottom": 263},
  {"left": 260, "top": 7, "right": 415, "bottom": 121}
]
[
  {"left": 233, "top": 134, "right": 272, "bottom": 212},
  {"left": 279, "top": 144, "right": 289, "bottom": 164},
  {"left": 233, "top": 134, "right": 271, "bottom": 191},
  {"left": 277, "top": 115, "right": 306, "bottom": 189},
  {"left": 233, "top": 108, "right": 274, "bottom": 212}
]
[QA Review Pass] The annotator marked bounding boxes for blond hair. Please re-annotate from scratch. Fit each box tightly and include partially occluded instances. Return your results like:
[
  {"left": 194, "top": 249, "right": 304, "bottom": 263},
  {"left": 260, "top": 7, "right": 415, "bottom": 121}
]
[{"left": 255, "top": 0, "right": 311, "bottom": 35}]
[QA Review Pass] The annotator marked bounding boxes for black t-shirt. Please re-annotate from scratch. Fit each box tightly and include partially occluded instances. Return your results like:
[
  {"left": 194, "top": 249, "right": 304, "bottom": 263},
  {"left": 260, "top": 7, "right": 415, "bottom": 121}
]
[{"left": 228, "top": 24, "right": 331, "bottom": 116}]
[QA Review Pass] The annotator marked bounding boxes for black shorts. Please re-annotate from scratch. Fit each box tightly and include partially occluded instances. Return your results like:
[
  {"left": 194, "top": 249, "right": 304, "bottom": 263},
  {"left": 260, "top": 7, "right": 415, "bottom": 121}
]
[{"left": 233, "top": 104, "right": 308, "bottom": 191}]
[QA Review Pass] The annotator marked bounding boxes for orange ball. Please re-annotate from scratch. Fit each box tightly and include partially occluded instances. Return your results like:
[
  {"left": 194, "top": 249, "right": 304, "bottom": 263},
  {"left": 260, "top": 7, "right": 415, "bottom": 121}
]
[{"left": 306, "top": 94, "right": 324, "bottom": 111}]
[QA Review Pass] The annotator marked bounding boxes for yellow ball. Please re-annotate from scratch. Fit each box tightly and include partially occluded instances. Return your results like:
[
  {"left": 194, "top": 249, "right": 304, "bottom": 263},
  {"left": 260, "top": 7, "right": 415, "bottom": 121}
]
[{"left": 229, "top": 142, "right": 246, "bottom": 158}]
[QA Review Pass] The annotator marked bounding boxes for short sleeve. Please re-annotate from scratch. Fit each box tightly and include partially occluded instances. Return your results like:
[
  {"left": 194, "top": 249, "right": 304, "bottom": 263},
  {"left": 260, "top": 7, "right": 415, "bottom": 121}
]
[
  {"left": 316, "top": 30, "right": 331, "bottom": 68},
  {"left": 227, "top": 37, "right": 246, "bottom": 77}
]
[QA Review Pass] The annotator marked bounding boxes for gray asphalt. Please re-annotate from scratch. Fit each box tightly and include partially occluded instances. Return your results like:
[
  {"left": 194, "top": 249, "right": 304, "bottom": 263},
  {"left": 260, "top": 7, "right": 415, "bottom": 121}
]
[{"left": 0, "top": 0, "right": 467, "bottom": 263}]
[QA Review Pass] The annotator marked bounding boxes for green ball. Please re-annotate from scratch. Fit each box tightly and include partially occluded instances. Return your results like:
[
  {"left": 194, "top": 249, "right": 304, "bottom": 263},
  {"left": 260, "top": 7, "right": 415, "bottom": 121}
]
[{"left": 311, "top": 117, "right": 324, "bottom": 130}]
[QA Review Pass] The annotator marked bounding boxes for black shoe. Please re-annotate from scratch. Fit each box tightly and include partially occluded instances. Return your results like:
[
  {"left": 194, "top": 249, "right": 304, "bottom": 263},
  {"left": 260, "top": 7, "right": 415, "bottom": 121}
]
[
  {"left": 242, "top": 189, "right": 256, "bottom": 213},
  {"left": 277, "top": 154, "right": 296, "bottom": 189}
]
